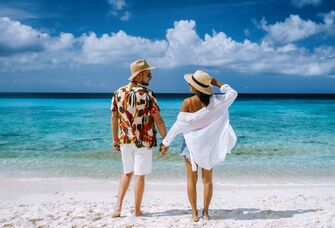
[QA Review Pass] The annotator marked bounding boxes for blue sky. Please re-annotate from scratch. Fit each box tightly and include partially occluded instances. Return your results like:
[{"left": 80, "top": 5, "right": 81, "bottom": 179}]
[{"left": 0, "top": 0, "right": 334, "bottom": 93}]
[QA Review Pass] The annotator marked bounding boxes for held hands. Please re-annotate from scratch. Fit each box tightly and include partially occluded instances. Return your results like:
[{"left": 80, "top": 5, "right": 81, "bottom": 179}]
[
  {"left": 113, "top": 139, "right": 120, "bottom": 152},
  {"left": 114, "top": 139, "right": 168, "bottom": 155},
  {"left": 159, "top": 143, "right": 169, "bottom": 156},
  {"left": 211, "top": 78, "right": 223, "bottom": 88}
]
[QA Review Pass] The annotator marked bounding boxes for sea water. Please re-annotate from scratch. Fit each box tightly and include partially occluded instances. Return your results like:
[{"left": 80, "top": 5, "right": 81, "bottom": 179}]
[{"left": 0, "top": 95, "right": 334, "bottom": 184}]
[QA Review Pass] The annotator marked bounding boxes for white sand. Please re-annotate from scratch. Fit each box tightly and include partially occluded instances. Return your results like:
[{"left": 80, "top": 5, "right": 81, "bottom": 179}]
[{"left": 0, "top": 178, "right": 335, "bottom": 227}]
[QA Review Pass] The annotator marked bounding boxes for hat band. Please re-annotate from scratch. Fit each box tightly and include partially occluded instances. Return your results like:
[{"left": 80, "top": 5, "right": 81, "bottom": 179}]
[{"left": 192, "top": 75, "right": 209, "bottom": 88}]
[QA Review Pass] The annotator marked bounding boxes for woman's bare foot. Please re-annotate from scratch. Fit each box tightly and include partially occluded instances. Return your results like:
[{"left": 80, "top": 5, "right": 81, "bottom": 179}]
[
  {"left": 134, "top": 210, "right": 142, "bottom": 217},
  {"left": 202, "top": 210, "right": 209, "bottom": 220},
  {"left": 112, "top": 210, "right": 121, "bottom": 218},
  {"left": 192, "top": 211, "right": 199, "bottom": 222}
]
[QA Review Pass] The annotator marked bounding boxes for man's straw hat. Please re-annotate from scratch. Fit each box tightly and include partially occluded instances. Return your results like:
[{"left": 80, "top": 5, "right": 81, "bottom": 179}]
[
  {"left": 128, "top": 59, "right": 155, "bottom": 81},
  {"left": 184, "top": 70, "right": 214, "bottom": 95}
]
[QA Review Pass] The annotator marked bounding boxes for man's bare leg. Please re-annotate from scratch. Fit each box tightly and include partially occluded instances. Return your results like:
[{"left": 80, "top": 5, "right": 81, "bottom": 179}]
[
  {"left": 112, "top": 172, "right": 133, "bottom": 218},
  {"left": 134, "top": 175, "right": 145, "bottom": 216}
]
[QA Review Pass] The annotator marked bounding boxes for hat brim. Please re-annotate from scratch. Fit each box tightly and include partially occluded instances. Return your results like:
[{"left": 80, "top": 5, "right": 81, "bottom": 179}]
[
  {"left": 184, "top": 74, "right": 214, "bottom": 95},
  {"left": 128, "top": 67, "right": 156, "bottom": 81}
]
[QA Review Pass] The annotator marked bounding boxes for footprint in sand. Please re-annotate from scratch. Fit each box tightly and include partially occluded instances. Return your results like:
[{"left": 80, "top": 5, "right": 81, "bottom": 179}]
[{"left": 29, "top": 217, "right": 43, "bottom": 222}]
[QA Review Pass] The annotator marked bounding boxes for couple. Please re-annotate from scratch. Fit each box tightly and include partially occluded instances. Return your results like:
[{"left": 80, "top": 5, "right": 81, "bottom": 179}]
[{"left": 111, "top": 59, "right": 237, "bottom": 222}]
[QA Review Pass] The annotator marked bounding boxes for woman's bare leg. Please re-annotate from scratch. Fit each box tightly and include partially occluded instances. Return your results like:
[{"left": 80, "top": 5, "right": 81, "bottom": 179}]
[
  {"left": 184, "top": 157, "right": 199, "bottom": 222},
  {"left": 202, "top": 168, "right": 213, "bottom": 217}
]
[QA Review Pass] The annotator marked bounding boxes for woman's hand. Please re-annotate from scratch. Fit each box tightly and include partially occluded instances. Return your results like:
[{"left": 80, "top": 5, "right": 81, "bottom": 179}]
[
  {"left": 211, "top": 78, "right": 223, "bottom": 88},
  {"left": 159, "top": 143, "right": 169, "bottom": 156}
]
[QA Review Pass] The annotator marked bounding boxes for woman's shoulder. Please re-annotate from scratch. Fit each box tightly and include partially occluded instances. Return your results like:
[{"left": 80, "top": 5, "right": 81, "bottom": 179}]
[
  {"left": 180, "top": 98, "right": 190, "bottom": 112},
  {"left": 181, "top": 96, "right": 199, "bottom": 112}
]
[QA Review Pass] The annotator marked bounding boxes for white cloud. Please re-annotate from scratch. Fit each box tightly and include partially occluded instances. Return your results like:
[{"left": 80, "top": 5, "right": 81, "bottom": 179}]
[
  {"left": 45, "top": 33, "right": 75, "bottom": 51},
  {"left": 0, "top": 17, "right": 47, "bottom": 54},
  {"left": 290, "top": 0, "right": 323, "bottom": 8},
  {"left": 322, "top": 10, "right": 335, "bottom": 35},
  {"left": 0, "top": 17, "right": 76, "bottom": 70},
  {"left": 0, "top": 17, "right": 334, "bottom": 77},
  {"left": 0, "top": 17, "right": 74, "bottom": 54},
  {"left": 243, "top": 28, "right": 251, "bottom": 37},
  {"left": 107, "top": 0, "right": 131, "bottom": 21},
  {"left": 156, "top": 20, "right": 335, "bottom": 76},
  {"left": 0, "top": 7, "right": 40, "bottom": 20},
  {"left": 0, "top": 1, "right": 61, "bottom": 22},
  {"left": 261, "top": 11, "right": 335, "bottom": 45},
  {"left": 261, "top": 15, "right": 319, "bottom": 45},
  {"left": 120, "top": 11, "right": 131, "bottom": 21},
  {"left": 108, "top": 0, "right": 126, "bottom": 10},
  {"left": 0, "top": 1, "right": 43, "bottom": 21},
  {"left": 79, "top": 31, "right": 167, "bottom": 64}
]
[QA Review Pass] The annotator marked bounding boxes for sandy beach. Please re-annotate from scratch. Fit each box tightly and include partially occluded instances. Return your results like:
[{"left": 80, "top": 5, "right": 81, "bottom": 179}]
[{"left": 1, "top": 178, "right": 334, "bottom": 227}]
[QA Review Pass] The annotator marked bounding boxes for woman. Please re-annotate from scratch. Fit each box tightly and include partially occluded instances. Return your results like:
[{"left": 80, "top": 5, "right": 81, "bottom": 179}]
[{"left": 160, "top": 70, "right": 238, "bottom": 222}]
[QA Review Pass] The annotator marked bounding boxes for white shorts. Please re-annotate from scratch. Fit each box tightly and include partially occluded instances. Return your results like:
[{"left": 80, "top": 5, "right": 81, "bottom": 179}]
[{"left": 120, "top": 144, "right": 152, "bottom": 175}]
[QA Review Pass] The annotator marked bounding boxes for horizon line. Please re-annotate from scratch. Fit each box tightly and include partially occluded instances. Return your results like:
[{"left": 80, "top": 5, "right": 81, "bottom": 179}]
[{"left": 0, "top": 92, "right": 335, "bottom": 99}]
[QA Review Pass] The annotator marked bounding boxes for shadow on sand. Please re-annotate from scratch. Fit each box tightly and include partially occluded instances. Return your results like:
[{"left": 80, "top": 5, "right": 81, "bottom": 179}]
[{"left": 145, "top": 208, "right": 319, "bottom": 220}]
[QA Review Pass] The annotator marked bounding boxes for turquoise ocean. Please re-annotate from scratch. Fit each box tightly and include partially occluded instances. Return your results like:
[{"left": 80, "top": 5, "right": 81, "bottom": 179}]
[{"left": 0, "top": 94, "right": 335, "bottom": 184}]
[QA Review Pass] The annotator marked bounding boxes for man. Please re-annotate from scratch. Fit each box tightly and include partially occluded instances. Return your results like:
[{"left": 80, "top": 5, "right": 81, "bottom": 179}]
[{"left": 111, "top": 59, "right": 168, "bottom": 217}]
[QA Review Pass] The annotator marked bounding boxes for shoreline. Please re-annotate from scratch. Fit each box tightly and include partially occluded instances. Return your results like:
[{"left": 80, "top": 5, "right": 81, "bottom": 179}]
[
  {"left": 1, "top": 173, "right": 335, "bottom": 185},
  {"left": 2, "top": 176, "right": 335, "bottom": 185},
  {"left": 1, "top": 178, "right": 334, "bottom": 227}
]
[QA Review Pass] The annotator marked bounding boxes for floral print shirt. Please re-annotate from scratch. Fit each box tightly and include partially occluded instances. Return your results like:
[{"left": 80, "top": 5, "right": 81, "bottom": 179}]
[{"left": 111, "top": 82, "right": 160, "bottom": 148}]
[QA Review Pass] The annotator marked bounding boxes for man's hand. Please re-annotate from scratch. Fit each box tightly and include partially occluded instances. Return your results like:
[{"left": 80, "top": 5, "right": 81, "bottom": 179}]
[
  {"left": 159, "top": 143, "right": 169, "bottom": 156},
  {"left": 113, "top": 139, "right": 120, "bottom": 152},
  {"left": 111, "top": 111, "right": 120, "bottom": 152}
]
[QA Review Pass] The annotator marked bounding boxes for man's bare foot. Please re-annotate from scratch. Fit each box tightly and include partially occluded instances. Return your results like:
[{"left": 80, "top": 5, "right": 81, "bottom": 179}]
[
  {"left": 192, "top": 211, "right": 199, "bottom": 222},
  {"left": 134, "top": 210, "right": 142, "bottom": 217}
]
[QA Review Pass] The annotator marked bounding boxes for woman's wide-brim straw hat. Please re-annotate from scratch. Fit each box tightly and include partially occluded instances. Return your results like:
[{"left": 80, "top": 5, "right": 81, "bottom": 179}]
[
  {"left": 184, "top": 70, "right": 214, "bottom": 95},
  {"left": 128, "top": 59, "right": 155, "bottom": 81}
]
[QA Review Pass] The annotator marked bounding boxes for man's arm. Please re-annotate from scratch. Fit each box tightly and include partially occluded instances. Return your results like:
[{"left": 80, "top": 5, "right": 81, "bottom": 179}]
[
  {"left": 152, "top": 112, "right": 169, "bottom": 155},
  {"left": 152, "top": 112, "right": 167, "bottom": 138},
  {"left": 111, "top": 111, "right": 120, "bottom": 151},
  {"left": 148, "top": 92, "right": 168, "bottom": 155}
]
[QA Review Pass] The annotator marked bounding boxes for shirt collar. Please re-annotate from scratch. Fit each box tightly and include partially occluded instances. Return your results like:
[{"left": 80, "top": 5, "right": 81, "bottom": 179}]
[{"left": 129, "top": 82, "right": 147, "bottom": 88}]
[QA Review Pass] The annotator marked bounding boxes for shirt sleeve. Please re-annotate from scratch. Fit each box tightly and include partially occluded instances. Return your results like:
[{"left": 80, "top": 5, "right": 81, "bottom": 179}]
[
  {"left": 147, "top": 91, "right": 160, "bottom": 115},
  {"left": 216, "top": 84, "right": 238, "bottom": 108},
  {"left": 111, "top": 92, "right": 118, "bottom": 112},
  {"left": 162, "top": 119, "right": 182, "bottom": 146}
]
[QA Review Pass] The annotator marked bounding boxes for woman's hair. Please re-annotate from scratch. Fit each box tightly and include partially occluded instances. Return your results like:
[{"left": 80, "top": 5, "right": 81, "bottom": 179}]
[{"left": 197, "top": 92, "right": 211, "bottom": 107}]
